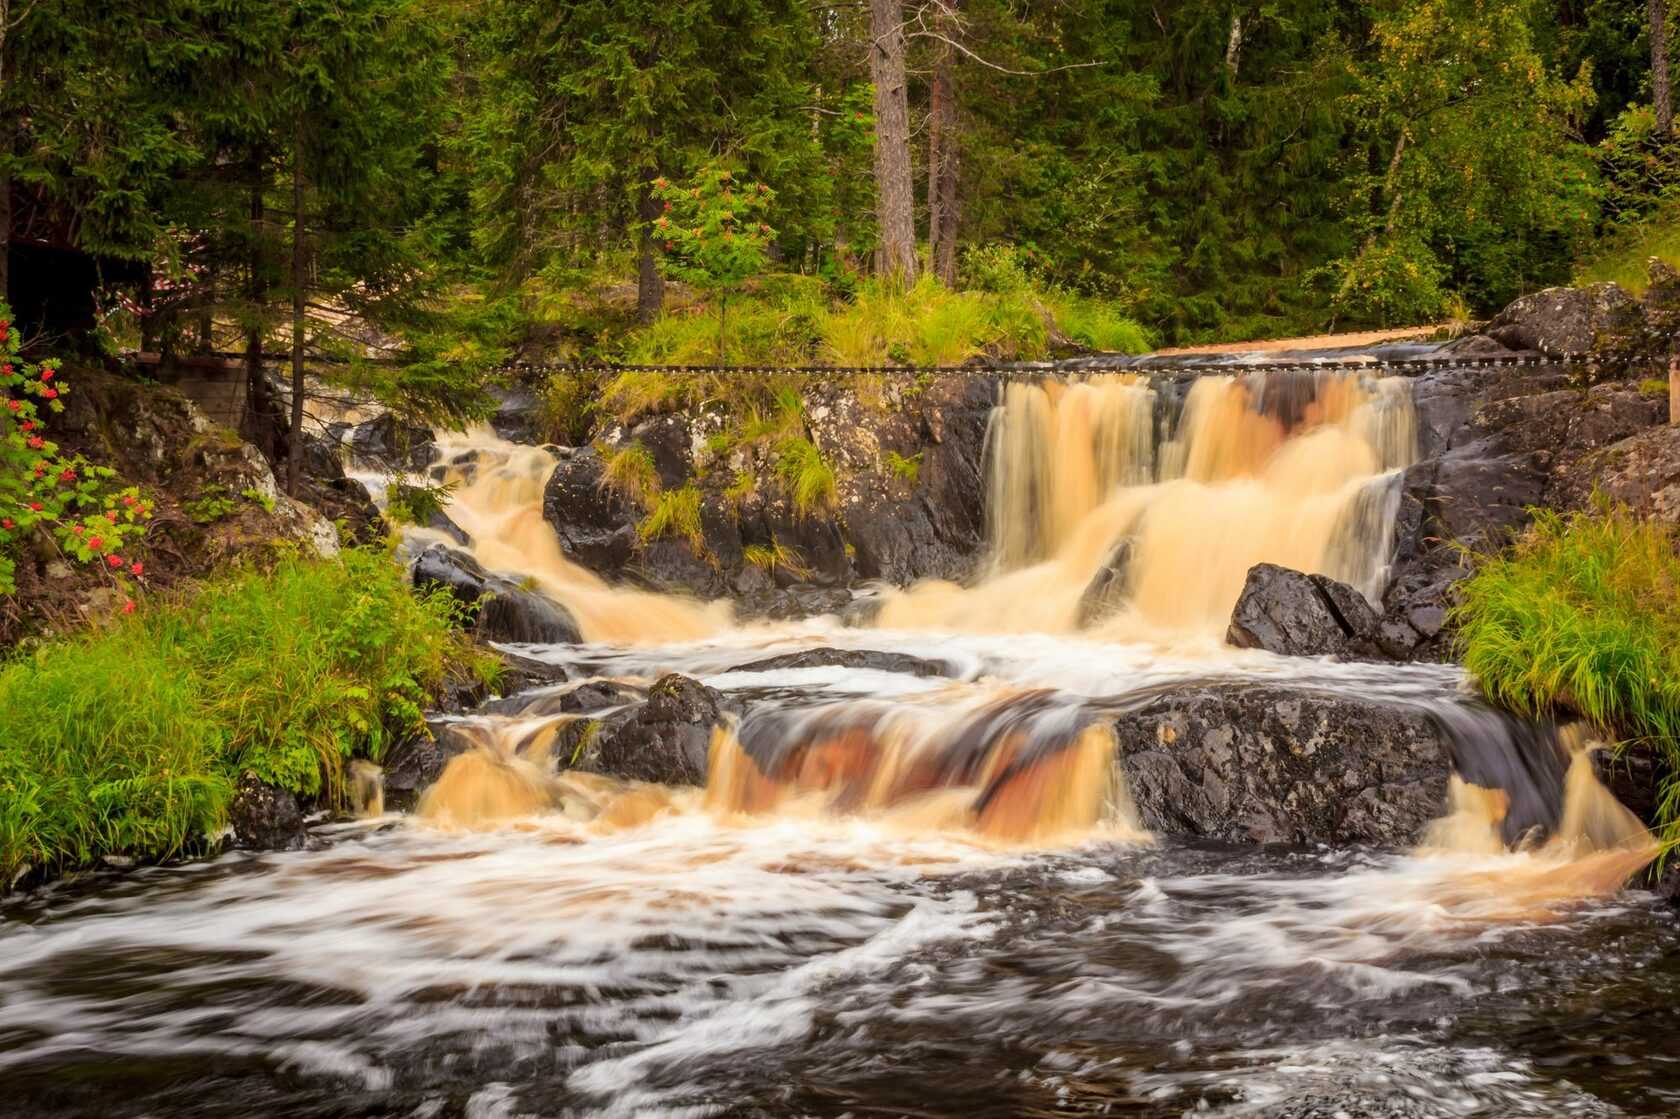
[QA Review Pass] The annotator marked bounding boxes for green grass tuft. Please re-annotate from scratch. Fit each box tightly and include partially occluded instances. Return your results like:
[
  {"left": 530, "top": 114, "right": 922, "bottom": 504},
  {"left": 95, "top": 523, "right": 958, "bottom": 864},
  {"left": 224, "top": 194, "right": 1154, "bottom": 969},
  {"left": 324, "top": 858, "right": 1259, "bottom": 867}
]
[
  {"left": 601, "top": 443, "right": 661, "bottom": 512},
  {"left": 0, "top": 550, "right": 480, "bottom": 884},
  {"left": 742, "top": 538, "right": 812, "bottom": 580},
  {"left": 884, "top": 450, "right": 922, "bottom": 485},
  {"left": 773, "top": 437, "right": 837, "bottom": 518},
  {"left": 639, "top": 484, "right": 706, "bottom": 552},
  {"left": 1452, "top": 504, "right": 1680, "bottom": 849}
]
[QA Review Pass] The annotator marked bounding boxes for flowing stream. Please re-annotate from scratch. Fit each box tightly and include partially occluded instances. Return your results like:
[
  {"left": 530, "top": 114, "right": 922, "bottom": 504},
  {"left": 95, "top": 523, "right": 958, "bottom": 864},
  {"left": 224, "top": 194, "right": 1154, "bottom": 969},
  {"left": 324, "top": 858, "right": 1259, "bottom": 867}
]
[{"left": 3, "top": 368, "right": 1676, "bottom": 1118}]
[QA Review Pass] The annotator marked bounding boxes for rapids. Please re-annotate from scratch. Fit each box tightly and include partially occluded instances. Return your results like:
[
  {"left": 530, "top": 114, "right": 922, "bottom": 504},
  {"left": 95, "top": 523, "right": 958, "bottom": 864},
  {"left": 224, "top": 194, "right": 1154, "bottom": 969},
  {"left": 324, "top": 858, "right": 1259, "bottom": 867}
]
[{"left": 2, "top": 366, "right": 1674, "bottom": 1118}]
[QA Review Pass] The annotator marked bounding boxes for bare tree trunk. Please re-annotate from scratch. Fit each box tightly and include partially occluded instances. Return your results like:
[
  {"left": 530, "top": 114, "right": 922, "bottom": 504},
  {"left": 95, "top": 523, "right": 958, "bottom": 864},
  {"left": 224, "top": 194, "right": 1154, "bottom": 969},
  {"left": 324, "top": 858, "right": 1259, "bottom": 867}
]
[
  {"left": 1655, "top": 0, "right": 1673, "bottom": 135},
  {"left": 869, "top": 0, "right": 917, "bottom": 285},
  {"left": 636, "top": 170, "right": 664, "bottom": 323},
  {"left": 926, "top": 2, "right": 962, "bottom": 287},
  {"left": 0, "top": 0, "right": 11, "bottom": 311},
  {"left": 287, "top": 136, "right": 306, "bottom": 499},
  {"left": 199, "top": 261, "right": 215, "bottom": 351},
  {"left": 1225, "top": 12, "right": 1245, "bottom": 77},
  {"left": 935, "top": 142, "right": 958, "bottom": 286},
  {"left": 243, "top": 174, "right": 271, "bottom": 455},
  {"left": 927, "top": 22, "right": 951, "bottom": 282}
]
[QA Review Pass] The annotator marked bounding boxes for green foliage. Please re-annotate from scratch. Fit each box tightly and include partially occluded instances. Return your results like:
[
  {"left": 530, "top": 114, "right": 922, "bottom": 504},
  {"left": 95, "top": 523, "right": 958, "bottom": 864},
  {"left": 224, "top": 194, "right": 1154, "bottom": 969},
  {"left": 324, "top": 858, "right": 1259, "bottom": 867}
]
[
  {"left": 601, "top": 443, "right": 661, "bottom": 511},
  {"left": 773, "top": 437, "right": 836, "bottom": 517},
  {"left": 1452, "top": 505, "right": 1680, "bottom": 845},
  {"left": 385, "top": 481, "right": 453, "bottom": 527},
  {"left": 639, "top": 485, "right": 705, "bottom": 552},
  {"left": 742, "top": 538, "right": 811, "bottom": 580},
  {"left": 183, "top": 486, "right": 240, "bottom": 525},
  {"left": 0, "top": 310, "right": 152, "bottom": 595},
  {"left": 0, "top": 550, "right": 478, "bottom": 882},
  {"left": 884, "top": 450, "right": 922, "bottom": 486}
]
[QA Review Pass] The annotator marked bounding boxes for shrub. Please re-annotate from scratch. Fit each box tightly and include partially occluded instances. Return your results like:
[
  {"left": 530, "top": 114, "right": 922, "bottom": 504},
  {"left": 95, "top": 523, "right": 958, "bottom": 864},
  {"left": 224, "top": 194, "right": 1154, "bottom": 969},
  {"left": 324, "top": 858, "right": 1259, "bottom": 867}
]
[
  {"left": 0, "top": 302, "right": 152, "bottom": 597},
  {"left": 1452, "top": 505, "right": 1680, "bottom": 846},
  {"left": 0, "top": 550, "right": 485, "bottom": 883}
]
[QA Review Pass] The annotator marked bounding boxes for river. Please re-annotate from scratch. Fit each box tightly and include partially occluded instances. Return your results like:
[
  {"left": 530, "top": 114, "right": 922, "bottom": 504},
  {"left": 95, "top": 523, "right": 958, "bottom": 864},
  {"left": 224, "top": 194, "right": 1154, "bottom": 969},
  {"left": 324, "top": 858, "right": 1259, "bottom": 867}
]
[{"left": 1, "top": 367, "right": 1674, "bottom": 1117}]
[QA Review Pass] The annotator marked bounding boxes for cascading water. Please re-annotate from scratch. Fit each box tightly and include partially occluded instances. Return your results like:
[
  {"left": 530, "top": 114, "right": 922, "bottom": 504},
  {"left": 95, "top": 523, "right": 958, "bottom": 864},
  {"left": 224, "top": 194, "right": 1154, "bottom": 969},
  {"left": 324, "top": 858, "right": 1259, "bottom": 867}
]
[
  {"left": 3, "top": 364, "right": 1674, "bottom": 1119},
  {"left": 878, "top": 369, "right": 1416, "bottom": 638}
]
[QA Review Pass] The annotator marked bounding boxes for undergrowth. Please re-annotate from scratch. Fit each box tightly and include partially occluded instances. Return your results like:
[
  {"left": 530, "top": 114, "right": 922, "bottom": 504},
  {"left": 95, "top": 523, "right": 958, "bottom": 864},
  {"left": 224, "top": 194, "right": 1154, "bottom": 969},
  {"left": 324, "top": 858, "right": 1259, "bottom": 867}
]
[
  {"left": 639, "top": 485, "right": 705, "bottom": 552},
  {"left": 1452, "top": 504, "right": 1680, "bottom": 849},
  {"left": 0, "top": 550, "right": 490, "bottom": 884},
  {"left": 773, "top": 437, "right": 837, "bottom": 517}
]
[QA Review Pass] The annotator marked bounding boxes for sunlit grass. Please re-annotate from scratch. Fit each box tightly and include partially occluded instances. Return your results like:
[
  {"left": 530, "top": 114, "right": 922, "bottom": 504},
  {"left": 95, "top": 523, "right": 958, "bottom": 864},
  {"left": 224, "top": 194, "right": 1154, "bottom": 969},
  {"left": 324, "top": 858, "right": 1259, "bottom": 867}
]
[
  {"left": 0, "top": 551, "right": 487, "bottom": 884},
  {"left": 1452, "top": 504, "right": 1680, "bottom": 848}
]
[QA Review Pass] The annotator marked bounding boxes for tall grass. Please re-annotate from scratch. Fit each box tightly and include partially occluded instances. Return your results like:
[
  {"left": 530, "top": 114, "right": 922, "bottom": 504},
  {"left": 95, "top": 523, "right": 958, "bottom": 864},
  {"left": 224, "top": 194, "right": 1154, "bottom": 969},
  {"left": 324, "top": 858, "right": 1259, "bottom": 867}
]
[
  {"left": 602, "top": 442, "right": 661, "bottom": 510},
  {"left": 639, "top": 484, "right": 705, "bottom": 552},
  {"left": 774, "top": 436, "right": 838, "bottom": 517},
  {"left": 0, "top": 551, "right": 484, "bottom": 883},
  {"left": 1452, "top": 505, "right": 1680, "bottom": 844},
  {"left": 1576, "top": 216, "right": 1680, "bottom": 296}
]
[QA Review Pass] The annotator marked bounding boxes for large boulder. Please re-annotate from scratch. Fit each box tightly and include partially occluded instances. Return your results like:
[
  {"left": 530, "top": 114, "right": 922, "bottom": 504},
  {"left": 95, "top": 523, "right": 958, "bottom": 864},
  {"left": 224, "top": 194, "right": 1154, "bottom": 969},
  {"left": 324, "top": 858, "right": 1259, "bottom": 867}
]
[
  {"left": 541, "top": 447, "right": 640, "bottom": 572},
  {"left": 380, "top": 723, "right": 475, "bottom": 814},
  {"left": 575, "top": 673, "right": 727, "bottom": 786},
  {"left": 349, "top": 413, "right": 438, "bottom": 472},
  {"left": 1226, "top": 563, "right": 1378, "bottom": 657},
  {"left": 227, "top": 774, "right": 308, "bottom": 851},
  {"left": 412, "top": 544, "right": 582, "bottom": 646},
  {"left": 1109, "top": 684, "right": 1452, "bottom": 847},
  {"left": 1481, "top": 282, "right": 1644, "bottom": 356}
]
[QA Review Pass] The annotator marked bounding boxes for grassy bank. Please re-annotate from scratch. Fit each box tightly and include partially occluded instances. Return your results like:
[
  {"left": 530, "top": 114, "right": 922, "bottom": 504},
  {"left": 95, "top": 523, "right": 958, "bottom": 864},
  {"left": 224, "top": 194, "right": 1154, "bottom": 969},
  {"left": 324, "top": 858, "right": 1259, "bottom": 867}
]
[
  {"left": 0, "top": 550, "right": 491, "bottom": 884},
  {"left": 1452, "top": 506, "right": 1680, "bottom": 844}
]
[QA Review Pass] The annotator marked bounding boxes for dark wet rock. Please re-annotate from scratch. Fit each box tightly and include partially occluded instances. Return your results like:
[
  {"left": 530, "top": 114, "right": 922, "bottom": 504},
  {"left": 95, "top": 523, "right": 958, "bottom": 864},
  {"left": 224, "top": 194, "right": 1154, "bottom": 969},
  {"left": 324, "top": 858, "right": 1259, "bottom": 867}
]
[
  {"left": 577, "top": 674, "right": 725, "bottom": 786},
  {"left": 1110, "top": 684, "right": 1451, "bottom": 847},
  {"left": 1555, "top": 423, "right": 1680, "bottom": 523},
  {"left": 489, "top": 385, "right": 542, "bottom": 444},
  {"left": 381, "top": 724, "right": 474, "bottom": 814},
  {"left": 1077, "top": 539, "right": 1133, "bottom": 627},
  {"left": 541, "top": 447, "right": 639, "bottom": 571},
  {"left": 736, "top": 584, "right": 855, "bottom": 622},
  {"left": 425, "top": 506, "right": 471, "bottom": 546},
  {"left": 1481, "top": 283, "right": 1644, "bottom": 356},
  {"left": 412, "top": 544, "right": 582, "bottom": 646},
  {"left": 1374, "top": 341, "right": 1671, "bottom": 660},
  {"left": 733, "top": 647, "right": 953, "bottom": 678},
  {"left": 228, "top": 774, "right": 307, "bottom": 850},
  {"left": 475, "top": 678, "right": 639, "bottom": 719},
  {"left": 350, "top": 413, "right": 438, "bottom": 471},
  {"left": 1226, "top": 564, "right": 1378, "bottom": 658}
]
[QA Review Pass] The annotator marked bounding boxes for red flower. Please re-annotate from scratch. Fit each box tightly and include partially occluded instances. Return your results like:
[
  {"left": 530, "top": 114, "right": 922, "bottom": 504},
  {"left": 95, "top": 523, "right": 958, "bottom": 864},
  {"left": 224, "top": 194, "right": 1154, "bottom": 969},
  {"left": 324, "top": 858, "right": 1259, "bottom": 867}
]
[
  {"left": 0, "top": 519, "right": 12, "bottom": 530},
  {"left": 105, "top": 510, "right": 117, "bottom": 522},
  {"left": 122, "top": 495, "right": 136, "bottom": 507},
  {"left": 20, "top": 421, "right": 33, "bottom": 431},
  {"left": 106, "top": 554, "right": 123, "bottom": 568},
  {"left": 130, "top": 561, "right": 143, "bottom": 576},
  {"left": 60, "top": 468, "right": 75, "bottom": 482},
  {"left": 122, "top": 599, "right": 135, "bottom": 615},
  {"left": 42, "top": 388, "right": 58, "bottom": 400},
  {"left": 88, "top": 535, "right": 102, "bottom": 551},
  {"left": 40, "top": 368, "right": 53, "bottom": 381},
  {"left": 28, "top": 502, "right": 41, "bottom": 512},
  {"left": 6, "top": 400, "right": 18, "bottom": 412},
  {"left": 71, "top": 525, "right": 84, "bottom": 536},
  {"left": 662, "top": 201, "right": 671, "bottom": 212},
  {"left": 27, "top": 436, "right": 43, "bottom": 449},
  {"left": 1, "top": 364, "right": 12, "bottom": 376}
]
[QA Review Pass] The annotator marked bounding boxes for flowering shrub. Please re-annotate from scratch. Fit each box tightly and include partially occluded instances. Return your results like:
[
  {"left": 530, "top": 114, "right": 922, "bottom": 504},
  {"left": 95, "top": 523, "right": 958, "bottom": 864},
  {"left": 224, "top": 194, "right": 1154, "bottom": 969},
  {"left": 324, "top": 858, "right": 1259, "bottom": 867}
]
[
  {"left": 651, "top": 167, "right": 775, "bottom": 362},
  {"left": 0, "top": 302, "right": 151, "bottom": 599}
]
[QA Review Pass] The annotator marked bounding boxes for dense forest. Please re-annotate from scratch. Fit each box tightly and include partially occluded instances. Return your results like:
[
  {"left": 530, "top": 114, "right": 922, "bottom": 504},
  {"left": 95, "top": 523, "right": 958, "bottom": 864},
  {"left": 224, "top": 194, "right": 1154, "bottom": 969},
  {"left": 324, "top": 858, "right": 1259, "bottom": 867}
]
[{"left": 3, "top": 0, "right": 1677, "bottom": 371}]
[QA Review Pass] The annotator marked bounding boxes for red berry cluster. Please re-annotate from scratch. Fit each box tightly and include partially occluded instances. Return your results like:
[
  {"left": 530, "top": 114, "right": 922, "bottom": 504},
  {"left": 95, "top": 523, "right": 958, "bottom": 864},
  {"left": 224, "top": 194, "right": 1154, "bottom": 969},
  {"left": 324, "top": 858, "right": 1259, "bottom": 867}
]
[{"left": 0, "top": 303, "right": 152, "bottom": 609}]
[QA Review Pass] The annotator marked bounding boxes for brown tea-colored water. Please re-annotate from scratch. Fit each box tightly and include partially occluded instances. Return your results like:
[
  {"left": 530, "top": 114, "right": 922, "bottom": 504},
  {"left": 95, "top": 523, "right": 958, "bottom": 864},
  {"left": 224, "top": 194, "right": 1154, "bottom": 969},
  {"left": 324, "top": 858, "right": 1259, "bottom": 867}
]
[{"left": 3, "top": 367, "right": 1672, "bottom": 1119}]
